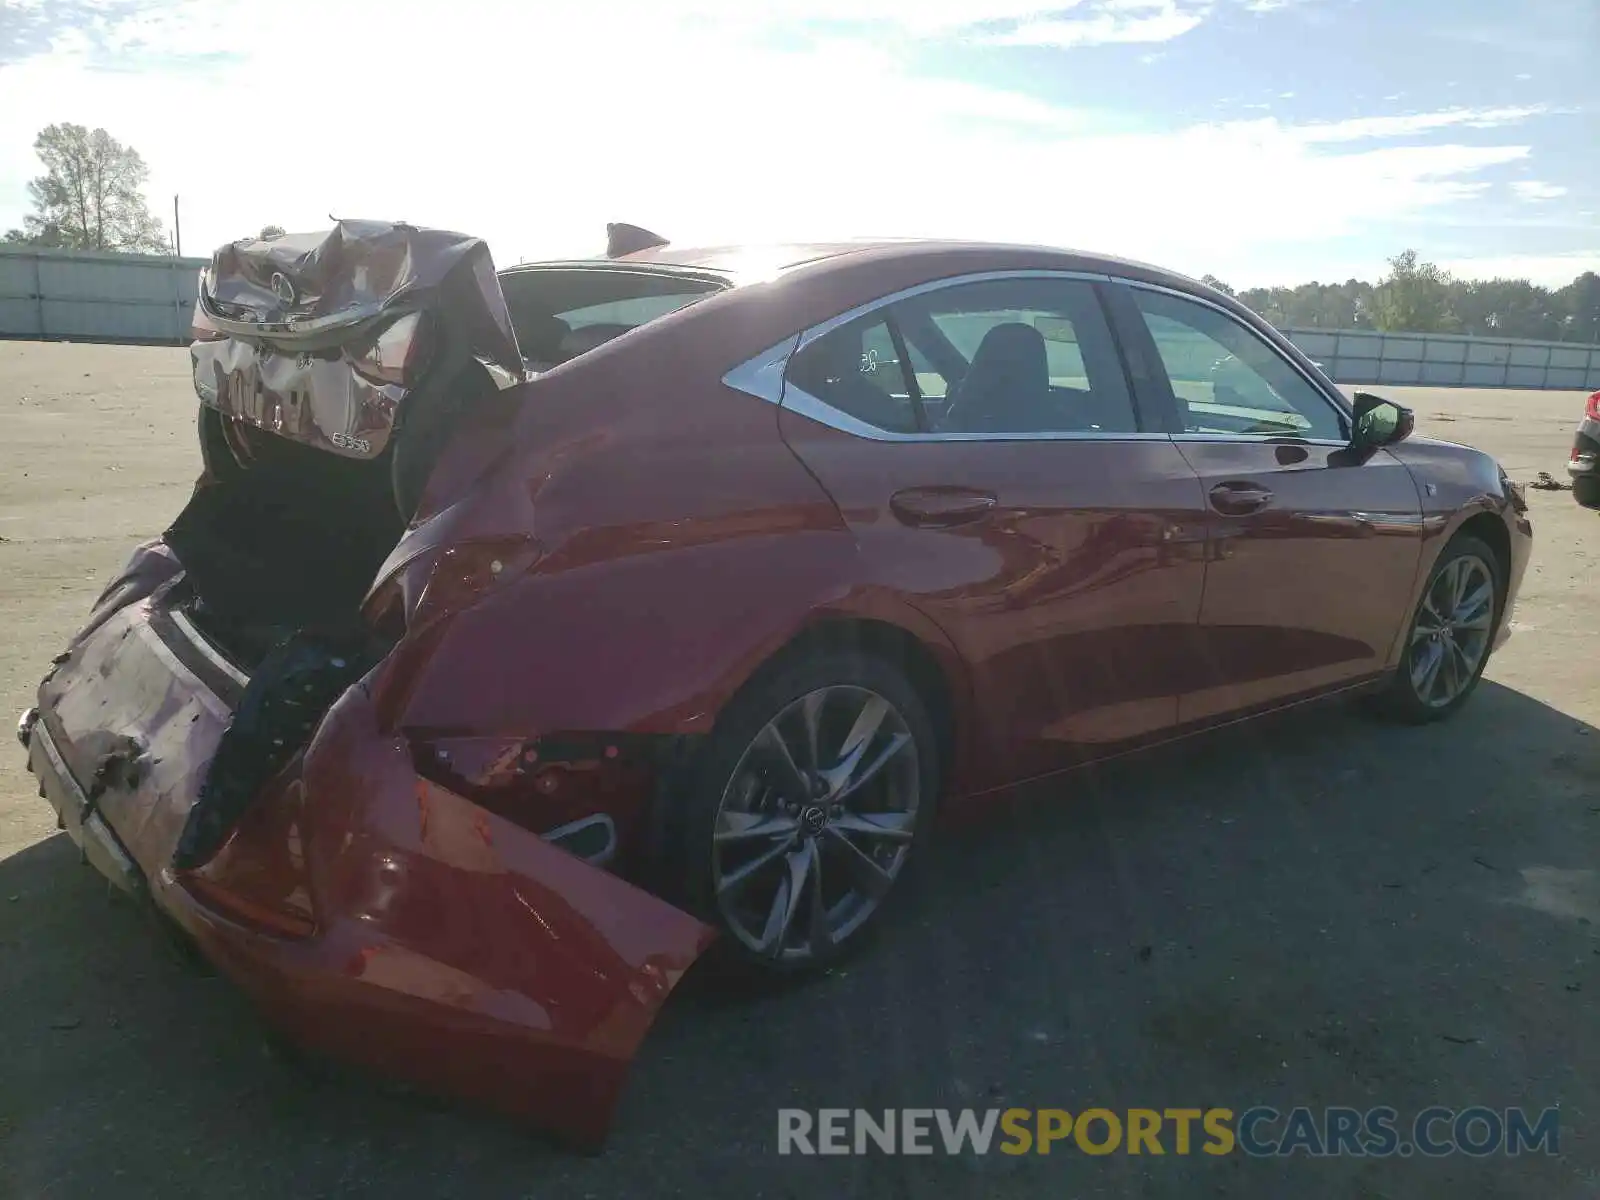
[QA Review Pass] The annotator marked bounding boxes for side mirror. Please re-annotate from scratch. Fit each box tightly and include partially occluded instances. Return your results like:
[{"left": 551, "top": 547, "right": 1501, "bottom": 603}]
[{"left": 1351, "top": 391, "right": 1414, "bottom": 448}]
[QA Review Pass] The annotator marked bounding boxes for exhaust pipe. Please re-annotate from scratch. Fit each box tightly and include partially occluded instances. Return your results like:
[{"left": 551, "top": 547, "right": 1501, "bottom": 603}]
[{"left": 17, "top": 707, "right": 38, "bottom": 750}]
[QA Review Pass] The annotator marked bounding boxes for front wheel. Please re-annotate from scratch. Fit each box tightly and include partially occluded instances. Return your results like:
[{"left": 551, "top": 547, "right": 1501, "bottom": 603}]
[
  {"left": 680, "top": 650, "right": 939, "bottom": 974},
  {"left": 1373, "top": 535, "right": 1502, "bottom": 723}
]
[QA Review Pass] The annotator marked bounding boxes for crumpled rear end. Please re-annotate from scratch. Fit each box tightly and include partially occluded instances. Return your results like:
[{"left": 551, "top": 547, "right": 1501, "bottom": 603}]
[
  {"left": 180, "top": 679, "right": 715, "bottom": 1147},
  {"left": 24, "top": 561, "right": 715, "bottom": 1149}
]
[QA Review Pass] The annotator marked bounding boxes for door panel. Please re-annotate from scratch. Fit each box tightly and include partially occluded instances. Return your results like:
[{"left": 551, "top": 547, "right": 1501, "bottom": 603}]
[
  {"left": 1174, "top": 439, "right": 1424, "bottom": 720},
  {"left": 774, "top": 274, "right": 1210, "bottom": 793},
  {"left": 779, "top": 421, "right": 1209, "bottom": 790},
  {"left": 1109, "top": 283, "right": 1425, "bottom": 721}
]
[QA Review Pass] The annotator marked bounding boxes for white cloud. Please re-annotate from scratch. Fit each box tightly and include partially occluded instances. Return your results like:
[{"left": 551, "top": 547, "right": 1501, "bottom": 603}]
[
  {"left": 0, "top": 0, "right": 1563, "bottom": 284},
  {"left": 1511, "top": 180, "right": 1568, "bottom": 201},
  {"left": 1440, "top": 251, "right": 1600, "bottom": 286},
  {"left": 988, "top": 0, "right": 1209, "bottom": 47},
  {"left": 1290, "top": 106, "right": 1551, "bottom": 144},
  {"left": 0, "top": 0, "right": 1299, "bottom": 53}
]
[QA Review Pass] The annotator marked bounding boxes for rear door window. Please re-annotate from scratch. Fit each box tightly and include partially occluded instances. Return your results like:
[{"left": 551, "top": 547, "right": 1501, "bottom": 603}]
[
  {"left": 897, "top": 277, "right": 1137, "bottom": 434},
  {"left": 786, "top": 277, "right": 1139, "bottom": 436}
]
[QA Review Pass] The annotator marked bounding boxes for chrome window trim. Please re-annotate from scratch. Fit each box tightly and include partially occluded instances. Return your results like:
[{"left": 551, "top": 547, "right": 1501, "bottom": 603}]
[
  {"left": 1114, "top": 278, "right": 1355, "bottom": 431},
  {"left": 722, "top": 333, "right": 798, "bottom": 405},
  {"left": 722, "top": 268, "right": 1178, "bottom": 444},
  {"left": 792, "top": 268, "right": 1114, "bottom": 353},
  {"left": 1171, "top": 432, "right": 1351, "bottom": 448}
]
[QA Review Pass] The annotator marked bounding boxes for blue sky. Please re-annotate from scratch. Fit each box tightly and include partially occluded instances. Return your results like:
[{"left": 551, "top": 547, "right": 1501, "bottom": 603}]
[{"left": 0, "top": 0, "right": 1595, "bottom": 285}]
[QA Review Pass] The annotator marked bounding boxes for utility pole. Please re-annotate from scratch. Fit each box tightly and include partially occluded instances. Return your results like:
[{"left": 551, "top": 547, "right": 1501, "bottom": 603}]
[{"left": 173, "top": 195, "right": 182, "bottom": 258}]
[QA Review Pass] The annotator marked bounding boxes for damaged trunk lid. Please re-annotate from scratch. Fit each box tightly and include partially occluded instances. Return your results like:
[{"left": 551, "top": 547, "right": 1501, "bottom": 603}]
[
  {"left": 191, "top": 219, "right": 524, "bottom": 463},
  {"left": 175, "top": 221, "right": 527, "bottom": 640}
]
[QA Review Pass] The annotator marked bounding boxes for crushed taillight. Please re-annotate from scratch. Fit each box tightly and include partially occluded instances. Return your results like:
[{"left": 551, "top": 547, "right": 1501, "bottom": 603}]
[
  {"left": 350, "top": 311, "right": 434, "bottom": 387},
  {"left": 190, "top": 271, "right": 227, "bottom": 342},
  {"left": 181, "top": 773, "right": 317, "bottom": 938},
  {"left": 1585, "top": 391, "right": 1600, "bottom": 422},
  {"left": 411, "top": 535, "right": 542, "bottom": 629}
]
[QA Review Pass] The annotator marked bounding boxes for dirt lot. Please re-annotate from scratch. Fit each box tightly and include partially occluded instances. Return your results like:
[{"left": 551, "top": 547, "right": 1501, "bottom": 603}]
[{"left": 1, "top": 342, "right": 1596, "bottom": 1199}]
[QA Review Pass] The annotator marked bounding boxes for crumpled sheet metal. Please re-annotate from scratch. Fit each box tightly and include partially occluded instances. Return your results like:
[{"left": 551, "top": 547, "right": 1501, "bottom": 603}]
[
  {"left": 191, "top": 220, "right": 524, "bottom": 460},
  {"left": 32, "top": 554, "right": 716, "bottom": 1149}
]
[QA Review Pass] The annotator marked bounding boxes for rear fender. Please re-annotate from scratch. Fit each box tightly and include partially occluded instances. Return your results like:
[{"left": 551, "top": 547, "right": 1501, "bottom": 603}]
[{"left": 386, "top": 529, "right": 868, "bottom": 738}]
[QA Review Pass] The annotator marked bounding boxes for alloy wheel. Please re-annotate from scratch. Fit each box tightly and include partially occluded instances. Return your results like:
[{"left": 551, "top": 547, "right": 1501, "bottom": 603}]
[
  {"left": 1408, "top": 554, "right": 1495, "bottom": 709},
  {"left": 711, "top": 685, "right": 921, "bottom": 962}
]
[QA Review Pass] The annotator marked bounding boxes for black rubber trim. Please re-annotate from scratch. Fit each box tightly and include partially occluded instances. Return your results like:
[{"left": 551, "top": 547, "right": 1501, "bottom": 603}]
[{"left": 147, "top": 598, "right": 248, "bottom": 709}]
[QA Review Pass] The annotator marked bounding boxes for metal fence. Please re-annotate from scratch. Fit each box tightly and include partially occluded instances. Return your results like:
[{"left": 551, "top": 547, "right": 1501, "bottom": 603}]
[
  {"left": 1281, "top": 327, "right": 1600, "bottom": 391},
  {"left": 3, "top": 245, "right": 1599, "bottom": 392},
  {"left": 0, "top": 244, "right": 205, "bottom": 344}
]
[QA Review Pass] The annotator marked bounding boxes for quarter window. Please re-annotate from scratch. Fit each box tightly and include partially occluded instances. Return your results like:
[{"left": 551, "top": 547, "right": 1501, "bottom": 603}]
[
  {"left": 1130, "top": 288, "right": 1346, "bottom": 440},
  {"left": 786, "top": 316, "right": 922, "bottom": 433}
]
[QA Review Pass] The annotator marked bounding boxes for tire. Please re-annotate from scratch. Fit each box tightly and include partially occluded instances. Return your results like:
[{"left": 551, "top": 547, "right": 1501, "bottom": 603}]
[
  {"left": 677, "top": 648, "right": 940, "bottom": 975},
  {"left": 1572, "top": 475, "right": 1600, "bottom": 510},
  {"left": 1372, "top": 534, "right": 1503, "bottom": 723}
]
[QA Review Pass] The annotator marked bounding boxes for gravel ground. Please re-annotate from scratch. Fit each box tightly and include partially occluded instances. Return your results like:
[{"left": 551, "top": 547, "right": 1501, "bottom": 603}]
[{"left": 1, "top": 342, "right": 1596, "bottom": 1199}]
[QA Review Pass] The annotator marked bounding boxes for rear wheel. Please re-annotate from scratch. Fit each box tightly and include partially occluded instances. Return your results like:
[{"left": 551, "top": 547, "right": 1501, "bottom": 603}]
[
  {"left": 1373, "top": 535, "right": 1502, "bottom": 723},
  {"left": 680, "top": 650, "right": 938, "bottom": 974}
]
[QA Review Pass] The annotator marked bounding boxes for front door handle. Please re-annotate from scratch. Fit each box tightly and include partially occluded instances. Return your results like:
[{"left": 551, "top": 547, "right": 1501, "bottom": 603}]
[
  {"left": 1208, "top": 480, "right": 1273, "bottom": 516},
  {"left": 889, "top": 487, "right": 998, "bottom": 528}
]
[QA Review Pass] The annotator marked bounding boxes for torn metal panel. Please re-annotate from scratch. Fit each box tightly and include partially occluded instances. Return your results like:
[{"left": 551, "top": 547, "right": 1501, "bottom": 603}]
[{"left": 192, "top": 220, "right": 525, "bottom": 462}]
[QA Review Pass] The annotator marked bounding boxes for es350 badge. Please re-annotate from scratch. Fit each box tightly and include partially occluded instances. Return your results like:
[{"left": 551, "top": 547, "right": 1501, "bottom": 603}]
[{"left": 330, "top": 432, "right": 371, "bottom": 453}]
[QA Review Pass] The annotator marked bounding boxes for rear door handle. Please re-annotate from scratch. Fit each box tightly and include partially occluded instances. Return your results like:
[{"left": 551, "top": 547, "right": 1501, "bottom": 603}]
[
  {"left": 1208, "top": 480, "right": 1273, "bottom": 516},
  {"left": 889, "top": 487, "right": 998, "bottom": 528}
]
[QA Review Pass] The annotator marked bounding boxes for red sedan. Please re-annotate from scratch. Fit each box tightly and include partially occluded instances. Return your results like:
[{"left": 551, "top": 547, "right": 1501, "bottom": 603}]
[{"left": 19, "top": 221, "right": 1531, "bottom": 1147}]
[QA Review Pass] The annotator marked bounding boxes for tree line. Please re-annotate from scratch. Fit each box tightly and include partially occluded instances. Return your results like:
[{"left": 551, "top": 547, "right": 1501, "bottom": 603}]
[
  {"left": 4, "top": 124, "right": 1599, "bottom": 344},
  {"left": 1203, "top": 251, "right": 1600, "bottom": 344}
]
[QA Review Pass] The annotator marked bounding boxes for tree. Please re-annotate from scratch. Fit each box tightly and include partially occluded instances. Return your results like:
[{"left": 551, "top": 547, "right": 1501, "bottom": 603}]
[
  {"left": 258, "top": 224, "right": 287, "bottom": 239},
  {"left": 1213, "top": 257, "right": 1594, "bottom": 337},
  {"left": 1371, "top": 250, "right": 1458, "bottom": 333},
  {"left": 3, "top": 124, "right": 167, "bottom": 253},
  {"left": 1199, "top": 274, "right": 1235, "bottom": 297},
  {"left": 1555, "top": 271, "right": 1600, "bottom": 344},
  {"left": 1453, "top": 278, "right": 1557, "bottom": 340}
]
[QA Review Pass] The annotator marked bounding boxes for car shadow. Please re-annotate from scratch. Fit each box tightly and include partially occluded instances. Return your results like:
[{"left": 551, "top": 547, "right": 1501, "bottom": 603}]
[{"left": 2, "top": 679, "right": 1596, "bottom": 1199}]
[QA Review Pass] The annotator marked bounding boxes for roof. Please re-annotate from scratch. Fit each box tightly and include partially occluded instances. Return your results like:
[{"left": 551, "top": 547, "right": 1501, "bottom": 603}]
[
  {"left": 612, "top": 241, "right": 908, "bottom": 273},
  {"left": 520, "top": 238, "right": 1210, "bottom": 296}
]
